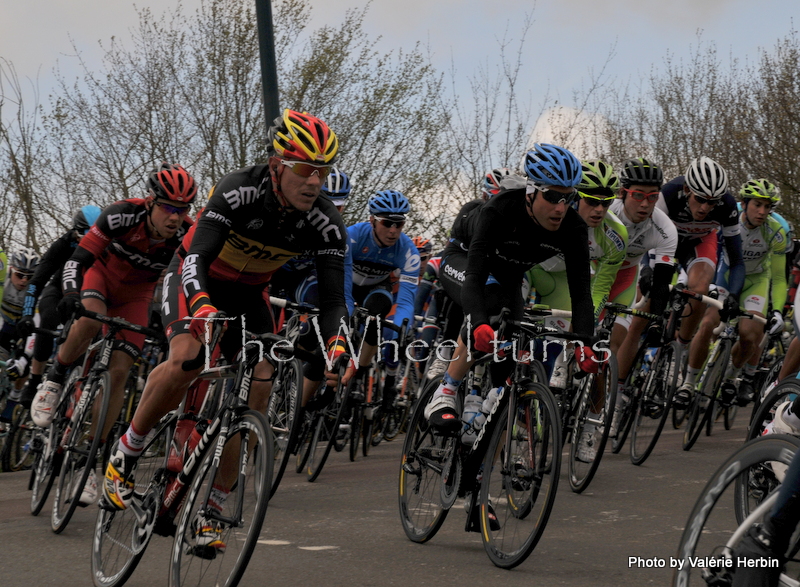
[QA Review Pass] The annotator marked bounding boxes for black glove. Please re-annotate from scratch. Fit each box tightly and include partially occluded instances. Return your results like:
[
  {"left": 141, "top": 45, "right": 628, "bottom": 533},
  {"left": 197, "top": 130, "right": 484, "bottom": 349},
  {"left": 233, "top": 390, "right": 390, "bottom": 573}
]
[
  {"left": 767, "top": 310, "right": 785, "bottom": 335},
  {"left": 644, "top": 323, "right": 663, "bottom": 347},
  {"left": 638, "top": 265, "right": 654, "bottom": 298},
  {"left": 721, "top": 294, "right": 739, "bottom": 322},
  {"left": 7, "top": 356, "right": 29, "bottom": 381},
  {"left": 57, "top": 292, "right": 83, "bottom": 323},
  {"left": 16, "top": 315, "right": 35, "bottom": 339}
]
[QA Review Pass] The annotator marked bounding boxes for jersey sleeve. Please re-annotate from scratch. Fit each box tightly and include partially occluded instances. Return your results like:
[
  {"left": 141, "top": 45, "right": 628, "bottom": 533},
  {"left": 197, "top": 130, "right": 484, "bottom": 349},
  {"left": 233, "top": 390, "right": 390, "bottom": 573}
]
[
  {"left": 562, "top": 224, "right": 594, "bottom": 337},
  {"left": 462, "top": 206, "right": 504, "bottom": 327},
  {"left": 390, "top": 238, "right": 420, "bottom": 337},
  {"left": 591, "top": 221, "right": 628, "bottom": 320},
  {"left": 769, "top": 223, "right": 789, "bottom": 312}
]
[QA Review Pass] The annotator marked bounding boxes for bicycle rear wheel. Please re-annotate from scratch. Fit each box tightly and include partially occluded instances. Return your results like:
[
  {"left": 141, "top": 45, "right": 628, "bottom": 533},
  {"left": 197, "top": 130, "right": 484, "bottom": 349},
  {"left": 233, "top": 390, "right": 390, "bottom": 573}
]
[
  {"left": 52, "top": 371, "right": 111, "bottom": 534},
  {"left": 630, "top": 342, "right": 679, "bottom": 466},
  {"left": 398, "top": 380, "right": 453, "bottom": 543},
  {"left": 349, "top": 401, "right": 363, "bottom": 462},
  {"left": 91, "top": 417, "right": 172, "bottom": 587},
  {"left": 4, "top": 405, "right": 35, "bottom": 471},
  {"left": 569, "top": 356, "right": 617, "bottom": 493},
  {"left": 480, "top": 382, "right": 561, "bottom": 569},
  {"left": 294, "top": 410, "right": 316, "bottom": 474},
  {"left": 673, "top": 435, "right": 800, "bottom": 586},
  {"left": 170, "top": 410, "right": 272, "bottom": 587},
  {"left": 682, "top": 340, "right": 728, "bottom": 451},
  {"left": 267, "top": 358, "right": 302, "bottom": 496}
]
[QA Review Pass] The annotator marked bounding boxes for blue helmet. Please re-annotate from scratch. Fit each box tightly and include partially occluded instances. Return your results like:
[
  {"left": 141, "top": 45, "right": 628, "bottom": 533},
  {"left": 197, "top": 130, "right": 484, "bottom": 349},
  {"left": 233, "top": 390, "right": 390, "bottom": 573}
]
[
  {"left": 523, "top": 143, "right": 582, "bottom": 188},
  {"left": 321, "top": 167, "right": 352, "bottom": 206},
  {"left": 73, "top": 205, "right": 102, "bottom": 234},
  {"left": 368, "top": 190, "right": 410, "bottom": 216}
]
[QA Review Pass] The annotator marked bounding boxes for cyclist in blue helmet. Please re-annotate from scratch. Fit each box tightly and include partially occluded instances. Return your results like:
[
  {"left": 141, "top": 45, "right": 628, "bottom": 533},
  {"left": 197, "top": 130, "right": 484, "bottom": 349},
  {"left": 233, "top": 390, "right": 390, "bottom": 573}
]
[
  {"left": 18, "top": 205, "right": 103, "bottom": 409},
  {"left": 348, "top": 189, "right": 419, "bottom": 406}
]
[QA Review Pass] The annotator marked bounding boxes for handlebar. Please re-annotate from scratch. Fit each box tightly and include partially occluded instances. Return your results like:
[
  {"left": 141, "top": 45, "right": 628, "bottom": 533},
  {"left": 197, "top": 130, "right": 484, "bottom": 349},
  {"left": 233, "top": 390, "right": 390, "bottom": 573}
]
[{"left": 669, "top": 284, "right": 723, "bottom": 311}]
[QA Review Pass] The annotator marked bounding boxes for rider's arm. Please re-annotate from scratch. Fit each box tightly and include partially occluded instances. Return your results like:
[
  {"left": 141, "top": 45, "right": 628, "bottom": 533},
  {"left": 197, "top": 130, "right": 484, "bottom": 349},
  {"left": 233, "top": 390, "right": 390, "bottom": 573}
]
[
  {"left": 590, "top": 221, "right": 628, "bottom": 320},
  {"left": 462, "top": 206, "right": 503, "bottom": 328},
  {"left": 343, "top": 229, "right": 354, "bottom": 315},
  {"left": 769, "top": 225, "right": 789, "bottom": 313},
  {"left": 390, "top": 236, "right": 421, "bottom": 335},
  {"left": 723, "top": 233, "right": 746, "bottom": 297},
  {"left": 648, "top": 208, "right": 679, "bottom": 318},
  {"left": 563, "top": 228, "right": 594, "bottom": 338},
  {"left": 24, "top": 232, "right": 76, "bottom": 316},
  {"left": 312, "top": 204, "right": 349, "bottom": 344},
  {"left": 0, "top": 249, "right": 7, "bottom": 310}
]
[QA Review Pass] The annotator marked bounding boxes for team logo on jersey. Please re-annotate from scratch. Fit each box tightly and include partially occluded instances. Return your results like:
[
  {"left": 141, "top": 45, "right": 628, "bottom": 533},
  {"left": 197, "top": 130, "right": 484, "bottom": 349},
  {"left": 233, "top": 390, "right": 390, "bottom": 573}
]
[
  {"left": 306, "top": 208, "right": 342, "bottom": 243},
  {"left": 247, "top": 219, "right": 264, "bottom": 230},
  {"left": 362, "top": 246, "right": 369, "bottom": 254},
  {"left": 222, "top": 185, "right": 260, "bottom": 210},
  {"left": 753, "top": 239, "right": 761, "bottom": 244}
]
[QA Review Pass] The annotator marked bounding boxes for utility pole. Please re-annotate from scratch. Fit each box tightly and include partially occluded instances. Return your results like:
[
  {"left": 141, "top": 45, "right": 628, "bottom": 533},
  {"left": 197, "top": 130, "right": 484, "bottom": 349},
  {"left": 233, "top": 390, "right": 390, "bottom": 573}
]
[{"left": 254, "top": 0, "right": 280, "bottom": 131}]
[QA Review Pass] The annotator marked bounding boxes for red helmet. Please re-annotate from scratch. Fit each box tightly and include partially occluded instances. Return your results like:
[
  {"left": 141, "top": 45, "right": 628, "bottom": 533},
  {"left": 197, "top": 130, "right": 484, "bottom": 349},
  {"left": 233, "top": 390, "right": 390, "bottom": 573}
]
[
  {"left": 147, "top": 163, "right": 197, "bottom": 203},
  {"left": 411, "top": 236, "right": 432, "bottom": 256}
]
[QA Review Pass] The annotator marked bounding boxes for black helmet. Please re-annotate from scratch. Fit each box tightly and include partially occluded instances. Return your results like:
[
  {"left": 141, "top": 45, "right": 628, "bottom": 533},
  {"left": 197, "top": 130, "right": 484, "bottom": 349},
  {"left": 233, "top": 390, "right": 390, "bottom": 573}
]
[{"left": 619, "top": 157, "right": 663, "bottom": 188}]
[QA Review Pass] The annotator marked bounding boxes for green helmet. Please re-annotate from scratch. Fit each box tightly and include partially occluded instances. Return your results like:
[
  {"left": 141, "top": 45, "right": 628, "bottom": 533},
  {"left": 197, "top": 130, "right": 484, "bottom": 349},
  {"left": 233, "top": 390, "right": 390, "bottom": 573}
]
[
  {"left": 578, "top": 159, "right": 619, "bottom": 196},
  {"left": 740, "top": 179, "right": 780, "bottom": 205}
]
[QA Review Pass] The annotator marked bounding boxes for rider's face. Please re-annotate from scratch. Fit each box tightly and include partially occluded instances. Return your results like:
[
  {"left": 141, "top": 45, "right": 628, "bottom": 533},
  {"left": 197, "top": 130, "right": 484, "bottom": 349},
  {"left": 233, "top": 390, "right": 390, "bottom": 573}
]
[
  {"left": 528, "top": 186, "right": 575, "bottom": 231},
  {"left": 622, "top": 185, "right": 660, "bottom": 224},
  {"left": 272, "top": 158, "right": 324, "bottom": 212},
  {"left": 149, "top": 200, "right": 190, "bottom": 239},
  {"left": 743, "top": 199, "right": 771, "bottom": 227}
]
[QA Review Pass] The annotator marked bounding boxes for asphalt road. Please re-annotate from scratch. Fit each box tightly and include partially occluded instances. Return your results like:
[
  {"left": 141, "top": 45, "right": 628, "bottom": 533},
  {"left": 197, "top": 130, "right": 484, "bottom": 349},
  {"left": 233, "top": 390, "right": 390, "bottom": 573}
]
[{"left": 0, "top": 421, "right": 760, "bottom": 587}]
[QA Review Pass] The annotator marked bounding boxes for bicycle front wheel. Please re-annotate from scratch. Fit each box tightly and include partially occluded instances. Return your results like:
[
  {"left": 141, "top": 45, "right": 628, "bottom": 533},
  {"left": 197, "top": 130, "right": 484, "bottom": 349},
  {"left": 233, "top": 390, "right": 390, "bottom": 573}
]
[
  {"left": 267, "top": 358, "right": 302, "bottom": 496},
  {"left": 480, "top": 382, "right": 562, "bottom": 569},
  {"left": 398, "top": 380, "right": 453, "bottom": 543},
  {"left": 307, "top": 381, "right": 350, "bottom": 483},
  {"left": 682, "top": 340, "right": 728, "bottom": 451},
  {"left": 52, "top": 371, "right": 111, "bottom": 534},
  {"left": 170, "top": 409, "right": 272, "bottom": 587},
  {"left": 92, "top": 417, "right": 173, "bottom": 587},
  {"left": 673, "top": 435, "right": 800, "bottom": 586},
  {"left": 630, "top": 342, "right": 679, "bottom": 466}
]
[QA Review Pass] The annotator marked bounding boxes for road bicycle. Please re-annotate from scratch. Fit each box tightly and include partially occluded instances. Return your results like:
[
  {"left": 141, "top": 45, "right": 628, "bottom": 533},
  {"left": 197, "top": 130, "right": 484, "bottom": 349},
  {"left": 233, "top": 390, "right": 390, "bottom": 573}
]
[
  {"left": 91, "top": 318, "right": 274, "bottom": 587},
  {"left": 399, "top": 308, "right": 594, "bottom": 569},
  {"left": 673, "top": 434, "right": 800, "bottom": 586}
]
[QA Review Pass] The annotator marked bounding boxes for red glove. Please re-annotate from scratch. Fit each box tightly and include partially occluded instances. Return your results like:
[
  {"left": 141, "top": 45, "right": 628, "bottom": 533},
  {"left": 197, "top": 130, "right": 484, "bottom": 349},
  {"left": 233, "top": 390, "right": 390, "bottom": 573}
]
[
  {"left": 189, "top": 304, "right": 218, "bottom": 341},
  {"left": 325, "top": 336, "right": 354, "bottom": 386},
  {"left": 473, "top": 324, "right": 496, "bottom": 354},
  {"left": 575, "top": 345, "right": 599, "bottom": 374}
]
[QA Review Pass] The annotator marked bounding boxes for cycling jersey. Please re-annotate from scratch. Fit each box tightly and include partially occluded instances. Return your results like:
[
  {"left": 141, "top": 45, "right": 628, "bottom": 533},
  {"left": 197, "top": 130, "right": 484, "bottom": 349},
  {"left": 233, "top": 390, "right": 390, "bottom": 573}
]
[
  {"left": 1, "top": 279, "right": 26, "bottom": 326},
  {"left": 657, "top": 176, "right": 744, "bottom": 295},
  {"left": 530, "top": 209, "right": 629, "bottom": 317},
  {"left": 453, "top": 187, "right": 593, "bottom": 337},
  {"left": 64, "top": 198, "right": 193, "bottom": 294},
  {"left": 23, "top": 231, "right": 79, "bottom": 318},
  {"left": 179, "top": 164, "right": 348, "bottom": 342},
  {"left": 348, "top": 222, "right": 420, "bottom": 334},
  {"left": 610, "top": 200, "right": 678, "bottom": 269}
]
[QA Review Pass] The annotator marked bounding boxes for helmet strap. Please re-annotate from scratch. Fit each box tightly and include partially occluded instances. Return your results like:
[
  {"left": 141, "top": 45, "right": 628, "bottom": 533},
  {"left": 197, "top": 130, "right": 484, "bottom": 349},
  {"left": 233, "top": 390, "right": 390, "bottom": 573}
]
[
  {"left": 370, "top": 218, "right": 391, "bottom": 248},
  {"left": 269, "top": 157, "right": 299, "bottom": 212},
  {"left": 145, "top": 199, "right": 167, "bottom": 240}
]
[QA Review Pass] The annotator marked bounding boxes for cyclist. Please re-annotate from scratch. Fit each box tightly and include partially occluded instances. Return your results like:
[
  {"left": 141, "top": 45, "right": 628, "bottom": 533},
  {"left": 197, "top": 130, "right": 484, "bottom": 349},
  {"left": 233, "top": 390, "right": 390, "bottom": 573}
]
[
  {"left": 17, "top": 205, "right": 102, "bottom": 408},
  {"left": 103, "top": 110, "right": 349, "bottom": 554},
  {"left": 606, "top": 158, "right": 678, "bottom": 431},
  {"left": 527, "top": 159, "right": 628, "bottom": 461},
  {"left": 30, "top": 163, "right": 197, "bottom": 505},
  {"left": 347, "top": 190, "right": 420, "bottom": 407},
  {"left": 698, "top": 179, "right": 787, "bottom": 406},
  {"left": 424, "top": 143, "right": 598, "bottom": 431},
  {"left": 482, "top": 167, "right": 512, "bottom": 201},
  {"left": 0, "top": 247, "right": 39, "bottom": 417},
  {"left": 660, "top": 157, "right": 745, "bottom": 407}
]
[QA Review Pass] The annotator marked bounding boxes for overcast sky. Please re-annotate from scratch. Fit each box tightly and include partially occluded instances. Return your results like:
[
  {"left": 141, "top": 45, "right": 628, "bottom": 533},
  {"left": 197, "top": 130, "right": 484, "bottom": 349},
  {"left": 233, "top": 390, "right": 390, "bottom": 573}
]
[{"left": 1, "top": 0, "right": 798, "bottom": 125}]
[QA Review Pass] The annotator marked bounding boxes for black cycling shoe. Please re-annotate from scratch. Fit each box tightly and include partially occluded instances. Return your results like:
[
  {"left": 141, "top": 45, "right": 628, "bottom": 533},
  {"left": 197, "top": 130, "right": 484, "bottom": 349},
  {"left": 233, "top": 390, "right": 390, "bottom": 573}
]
[{"left": 719, "top": 381, "right": 737, "bottom": 406}]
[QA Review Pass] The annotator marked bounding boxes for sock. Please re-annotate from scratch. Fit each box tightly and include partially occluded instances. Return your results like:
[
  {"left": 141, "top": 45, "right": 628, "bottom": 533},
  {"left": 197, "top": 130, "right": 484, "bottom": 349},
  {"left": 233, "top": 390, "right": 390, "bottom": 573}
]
[
  {"left": 28, "top": 372, "right": 43, "bottom": 390},
  {"left": 685, "top": 366, "right": 701, "bottom": 387},
  {"left": 47, "top": 357, "right": 71, "bottom": 385},
  {"left": 676, "top": 335, "right": 691, "bottom": 354},
  {"left": 725, "top": 365, "right": 742, "bottom": 382},
  {"left": 432, "top": 371, "right": 461, "bottom": 400},
  {"left": 119, "top": 422, "right": 148, "bottom": 457},
  {"left": 743, "top": 363, "right": 757, "bottom": 378}
]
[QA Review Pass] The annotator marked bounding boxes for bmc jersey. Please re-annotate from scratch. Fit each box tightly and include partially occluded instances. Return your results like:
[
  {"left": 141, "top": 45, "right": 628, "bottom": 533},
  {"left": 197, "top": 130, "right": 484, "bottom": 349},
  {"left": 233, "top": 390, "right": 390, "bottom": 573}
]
[
  {"left": 610, "top": 200, "right": 678, "bottom": 269},
  {"left": 64, "top": 199, "right": 193, "bottom": 294},
  {"left": 348, "top": 222, "right": 420, "bottom": 331},
  {"left": 455, "top": 188, "right": 593, "bottom": 337},
  {"left": 657, "top": 177, "right": 740, "bottom": 242},
  {"left": 179, "top": 164, "right": 348, "bottom": 341},
  {"left": 23, "top": 231, "right": 79, "bottom": 317}
]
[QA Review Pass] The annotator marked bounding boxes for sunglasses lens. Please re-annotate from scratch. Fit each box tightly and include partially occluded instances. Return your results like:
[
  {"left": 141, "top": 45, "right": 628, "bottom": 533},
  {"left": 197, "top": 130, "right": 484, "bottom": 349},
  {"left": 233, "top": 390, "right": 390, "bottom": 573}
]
[
  {"left": 286, "top": 162, "right": 332, "bottom": 178},
  {"left": 542, "top": 189, "right": 577, "bottom": 205}
]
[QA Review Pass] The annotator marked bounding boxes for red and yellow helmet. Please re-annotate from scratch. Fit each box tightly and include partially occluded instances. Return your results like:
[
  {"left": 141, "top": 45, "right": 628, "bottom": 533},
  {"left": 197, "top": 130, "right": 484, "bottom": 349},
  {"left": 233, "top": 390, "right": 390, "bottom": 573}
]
[{"left": 268, "top": 109, "right": 338, "bottom": 163}]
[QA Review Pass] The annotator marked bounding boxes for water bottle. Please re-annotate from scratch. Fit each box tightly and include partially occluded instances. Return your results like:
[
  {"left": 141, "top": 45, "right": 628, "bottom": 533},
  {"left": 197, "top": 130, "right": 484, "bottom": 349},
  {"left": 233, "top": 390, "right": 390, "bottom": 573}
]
[
  {"left": 461, "top": 391, "right": 483, "bottom": 426},
  {"left": 462, "top": 387, "right": 504, "bottom": 445},
  {"left": 640, "top": 348, "right": 657, "bottom": 378}
]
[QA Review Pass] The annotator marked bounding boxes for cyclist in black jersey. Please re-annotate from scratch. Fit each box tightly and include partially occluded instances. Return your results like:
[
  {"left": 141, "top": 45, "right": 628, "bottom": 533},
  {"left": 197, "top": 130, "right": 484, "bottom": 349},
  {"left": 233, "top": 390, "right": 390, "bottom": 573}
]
[
  {"left": 424, "top": 144, "right": 599, "bottom": 431},
  {"left": 104, "top": 110, "right": 349, "bottom": 553},
  {"left": 17, "top": 206, "right": 101, "bottom": 408}
]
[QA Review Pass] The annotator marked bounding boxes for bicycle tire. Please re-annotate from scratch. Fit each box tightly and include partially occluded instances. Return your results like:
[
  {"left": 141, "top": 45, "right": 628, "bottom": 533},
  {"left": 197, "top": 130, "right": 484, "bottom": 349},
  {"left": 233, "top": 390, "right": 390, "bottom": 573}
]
[
  {"left": 682, "top": 340, "right": 728, "bottom": 451},
  {"left": 630, "top": 342, "right": 680, "bottom": 466},
  {"left": 170, "top": 409, "right": 272, "bottom": 587},
  {"left": 746, "top": 378, "right": 800, "bottom": 441},
  {"left": 569, "top": 356, "right": 617, "bottom": 493},
  {"left": 705, "top": 340, "right": 732, "bottom": 437},
  {"left": 30, "top": 367, "right": 81, "bottom": 516},
  {"left": 384, "top": 363, "right": 417, "bottom": 441},
  {"left": 4, "top": 405, "right": 35, "bottom": 471},
  {"left": 349, "top": 401, "right": 363, "bottom": 462},
  {"left": 267, "top": 357, "right": 302, "bottom": 496},
  {"left": 52, "top": 371, "right": 111, "bottom": 534},
  {"left": 294, "top": 410, "right": 316, "bottom": 474},
  {"left": 91, "top": 417, "right": 173, "bottom": 587},
  {"left": 398, "top": 379, "right": 452, "bottom": 543},
  {"left": 723, "top": 403, "right": 738, "bottom": 431},
  {"left": 673, "top": 435, "right": 800, "bottom": 586},
  {"left": 307, "top": 381, "right": 350, "bottom": 483},
  {"left": 480, "top": 382, "right": 562, "bottom": 569},
  {"left": 612, "top": 345, "right": 648, "bottom": 454},
  {"left": 671, "top": 349, "right": 689, "bottom": 429}
]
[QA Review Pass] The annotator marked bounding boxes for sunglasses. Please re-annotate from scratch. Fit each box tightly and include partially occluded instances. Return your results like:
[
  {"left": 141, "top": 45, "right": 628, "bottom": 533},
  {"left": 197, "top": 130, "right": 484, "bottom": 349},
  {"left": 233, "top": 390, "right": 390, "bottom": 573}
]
[
  {"left": 691, "top": 192, "right": 720, "bottom": 206},
  {"left": 537, "top": 186, "right": 578, "bottom": 205},
  {"left": 155, "top": 201, "right": 191, "bottom": 215},
  {"left": 579, "top": 192, "right": 615, "bottom": 208},
  {"left": 624, "top": 188, "right": 660, "bottom": 203},
  {"left": 280, "top": 160, "right": 332, "bottom": 179},
  {"left": 12, "top": 269, "right": 33, "bottom": 280},
  {"left": 375, "top": 217, "right": 406, "bottom": 229}
]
